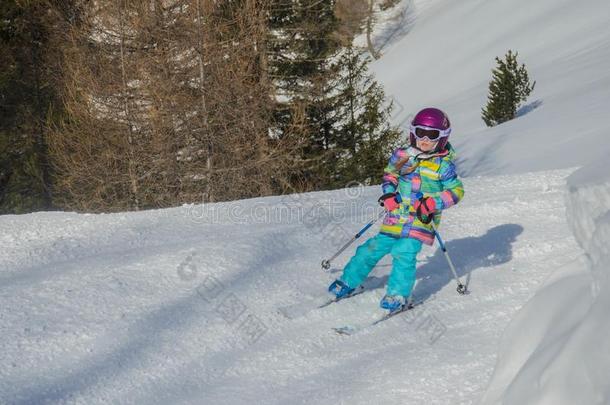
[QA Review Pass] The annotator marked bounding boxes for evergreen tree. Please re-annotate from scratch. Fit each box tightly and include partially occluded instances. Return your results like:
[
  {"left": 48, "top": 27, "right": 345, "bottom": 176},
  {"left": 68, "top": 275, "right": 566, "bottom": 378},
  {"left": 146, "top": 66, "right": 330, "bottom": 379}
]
[
  {"left": 0, "top": 0, "right": 63, "bottom": 213},
  {"left": 267, "top": 0, "right": 342, "bottom": 190},
  {"left": 267, "top": 1, "right": 399, "bottom": 191},
  {"left": 482, "top": 50, "right": 535, "bottom": 127},
  {"left": 327, "top": 46, "right": 400, "bottom": 187}
]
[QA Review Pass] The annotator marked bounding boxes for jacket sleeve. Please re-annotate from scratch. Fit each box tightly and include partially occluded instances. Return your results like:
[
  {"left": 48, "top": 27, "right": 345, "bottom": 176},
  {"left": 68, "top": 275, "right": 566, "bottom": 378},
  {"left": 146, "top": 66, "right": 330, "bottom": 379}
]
[
  {"left": 382, "top": 148, "right": 408, "bottom": 194},
  {"left": 433, "top": 160, "right": 464, "bottom": 210}
]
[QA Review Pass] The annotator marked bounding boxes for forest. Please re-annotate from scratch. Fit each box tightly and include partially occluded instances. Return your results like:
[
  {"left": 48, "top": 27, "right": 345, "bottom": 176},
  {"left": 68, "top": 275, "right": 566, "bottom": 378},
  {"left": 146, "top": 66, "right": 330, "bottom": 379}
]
[{"left": 0, "top": 0, "right": 401, "bottom": 213}]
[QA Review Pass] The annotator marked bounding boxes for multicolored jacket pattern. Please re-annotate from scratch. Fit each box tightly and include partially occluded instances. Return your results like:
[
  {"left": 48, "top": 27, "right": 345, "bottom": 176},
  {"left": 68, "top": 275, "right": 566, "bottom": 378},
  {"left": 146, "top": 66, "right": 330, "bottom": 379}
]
[{"left": 379, "top": 144, "right": 464, "bottom": 245}]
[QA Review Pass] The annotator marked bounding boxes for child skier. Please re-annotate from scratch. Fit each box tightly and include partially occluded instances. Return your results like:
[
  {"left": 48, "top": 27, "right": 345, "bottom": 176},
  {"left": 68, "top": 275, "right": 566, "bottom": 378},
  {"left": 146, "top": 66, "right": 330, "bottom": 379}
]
[{"left": 328, "top": 107, "right": 464, "bottom": 312}]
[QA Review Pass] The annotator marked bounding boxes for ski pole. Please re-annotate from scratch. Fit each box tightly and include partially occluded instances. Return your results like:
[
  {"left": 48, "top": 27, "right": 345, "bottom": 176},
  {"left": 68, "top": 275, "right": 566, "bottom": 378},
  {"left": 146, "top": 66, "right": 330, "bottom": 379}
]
[
  {"left": 321, "top": 210, "right": 386, "bottom": 270},
  {"left": 415, "top": 194, "right": 468, "bottom": 295},
  {"left": 430, "top": 222, "right": 468, "bottom": 295}
]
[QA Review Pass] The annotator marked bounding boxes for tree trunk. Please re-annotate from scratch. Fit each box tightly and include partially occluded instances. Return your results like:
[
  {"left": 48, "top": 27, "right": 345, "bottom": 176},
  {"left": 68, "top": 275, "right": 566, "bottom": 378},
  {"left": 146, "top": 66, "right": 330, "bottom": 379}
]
[
  {"left": 196, "top": 0, "right": 213, "bottom": 203},
  {"left": 118, "top": 0, "right": 140, "bottom": 210},
  {"left": 366, "top": 0, "right": 380, "bottom": 59}
]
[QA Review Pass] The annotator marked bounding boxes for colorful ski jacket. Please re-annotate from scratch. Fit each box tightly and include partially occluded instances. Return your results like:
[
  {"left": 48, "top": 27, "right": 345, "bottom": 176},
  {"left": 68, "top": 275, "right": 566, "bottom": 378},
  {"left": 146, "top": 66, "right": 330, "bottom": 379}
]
[{"left": 379, "top": 144, "right": 464, "bottom": 245}]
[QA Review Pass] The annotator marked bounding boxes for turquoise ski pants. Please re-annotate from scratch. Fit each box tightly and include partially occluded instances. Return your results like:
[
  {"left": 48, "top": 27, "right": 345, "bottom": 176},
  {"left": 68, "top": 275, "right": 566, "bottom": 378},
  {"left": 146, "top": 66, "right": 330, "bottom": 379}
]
[{"left": 340, "top": 233, "right": 423, "bottom": 297}]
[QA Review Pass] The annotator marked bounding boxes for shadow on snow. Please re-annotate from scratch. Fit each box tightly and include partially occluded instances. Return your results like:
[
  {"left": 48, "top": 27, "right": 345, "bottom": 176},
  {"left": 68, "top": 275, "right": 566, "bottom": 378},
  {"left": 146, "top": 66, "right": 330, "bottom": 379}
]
[{"left": 359, "top": 223, "right": 524, "bottom": 301}]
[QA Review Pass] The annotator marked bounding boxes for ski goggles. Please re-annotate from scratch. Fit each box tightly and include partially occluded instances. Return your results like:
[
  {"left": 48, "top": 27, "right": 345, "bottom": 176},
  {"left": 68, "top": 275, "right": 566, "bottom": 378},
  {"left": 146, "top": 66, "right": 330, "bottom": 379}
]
[{"left": 410, "top": 124, "right": 451, "bottom": 141}]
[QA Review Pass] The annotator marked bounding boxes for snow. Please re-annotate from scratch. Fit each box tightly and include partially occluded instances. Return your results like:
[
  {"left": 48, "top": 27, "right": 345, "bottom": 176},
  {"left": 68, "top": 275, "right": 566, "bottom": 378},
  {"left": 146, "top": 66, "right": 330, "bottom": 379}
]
[
  {"left": 0, "top": 170, "right": 582, "bottom": 404},
  {"left": 480, "top": 162, "right": 610, "bottom": 405},
  {"left": 368, "top": 2, "right": 610, "bottom": 399},
  {"left": 371, "top": 0, "right": 610, "bottom": 176},
  {"left": 2, "top": 0, "right": 610, "bottom": 404},
  {"left": 352, "top": 0, "right": 416, "bottom": 53}
]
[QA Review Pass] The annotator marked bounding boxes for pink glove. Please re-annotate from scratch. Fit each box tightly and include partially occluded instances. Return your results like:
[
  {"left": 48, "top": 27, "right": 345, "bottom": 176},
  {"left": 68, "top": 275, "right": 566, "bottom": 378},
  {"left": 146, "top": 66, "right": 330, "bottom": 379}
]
[
  {"left": 378, "top": 193, "right": 401, "bottom": 211},
  {"left": 414, "top": 197, "right": 437, "bottom": 223}
]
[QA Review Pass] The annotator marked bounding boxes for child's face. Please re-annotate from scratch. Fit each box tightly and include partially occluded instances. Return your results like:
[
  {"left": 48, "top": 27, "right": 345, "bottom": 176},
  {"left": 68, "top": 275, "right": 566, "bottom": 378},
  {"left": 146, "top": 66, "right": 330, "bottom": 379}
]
[{"left": 416, "top": 138, "right": 438, "bottom": 152}]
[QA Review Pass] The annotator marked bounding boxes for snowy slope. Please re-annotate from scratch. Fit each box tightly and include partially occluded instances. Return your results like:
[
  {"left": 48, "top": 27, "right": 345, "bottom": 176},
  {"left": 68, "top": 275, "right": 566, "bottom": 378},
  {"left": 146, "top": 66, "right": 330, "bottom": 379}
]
[
  {"left": 360, "top": 0, "right": 610, "bottom": 403},
  {"left": 371, "top": 0, "right": 610, "bottom": 176},
  {"left": 0, "top": 170, "right": 582, "bottom": 404}
]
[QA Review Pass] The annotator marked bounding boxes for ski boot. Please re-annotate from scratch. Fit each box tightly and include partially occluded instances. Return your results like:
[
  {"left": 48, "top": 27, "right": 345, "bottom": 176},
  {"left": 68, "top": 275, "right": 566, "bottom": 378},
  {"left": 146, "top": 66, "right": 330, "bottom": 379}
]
[
  {"left": 380, "top": 294, "right": 406, "bottom": 312},
  {"left": 328, "top": 279, "right": 355, "bottom": 299}
]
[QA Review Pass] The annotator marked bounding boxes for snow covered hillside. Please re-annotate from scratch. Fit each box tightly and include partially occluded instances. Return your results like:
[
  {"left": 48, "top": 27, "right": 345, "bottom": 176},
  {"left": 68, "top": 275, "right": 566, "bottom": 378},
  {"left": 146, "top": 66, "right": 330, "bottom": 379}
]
[
  {"left": 371, "top": 0, "right": 610, "bottom": 176},
  {"left": 2, "top": 0, "right": 610, "bottom": 404},
  {"left": 363, "top": 0, "right": 610, "bottom": 403},
  {"left": 0, "top": 170, "right": 583, "bottom": 404}
]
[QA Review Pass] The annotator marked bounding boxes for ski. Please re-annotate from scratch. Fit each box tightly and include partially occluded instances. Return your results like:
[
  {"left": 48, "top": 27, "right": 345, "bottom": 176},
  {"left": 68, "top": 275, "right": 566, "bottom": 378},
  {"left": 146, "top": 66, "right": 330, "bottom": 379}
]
[
  {"left": 278, "top": 285, "right": 366, "bottom": 320},
  {"left": 332, "top": 300, "right": 424, "bottom": 336}
]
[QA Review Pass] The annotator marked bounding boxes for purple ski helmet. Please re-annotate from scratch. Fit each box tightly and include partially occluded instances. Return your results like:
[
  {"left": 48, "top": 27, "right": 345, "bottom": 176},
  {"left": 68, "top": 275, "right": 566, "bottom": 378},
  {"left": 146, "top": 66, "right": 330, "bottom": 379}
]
[{"left": 409, "top": 107, "right": 451, "bottom": 152}]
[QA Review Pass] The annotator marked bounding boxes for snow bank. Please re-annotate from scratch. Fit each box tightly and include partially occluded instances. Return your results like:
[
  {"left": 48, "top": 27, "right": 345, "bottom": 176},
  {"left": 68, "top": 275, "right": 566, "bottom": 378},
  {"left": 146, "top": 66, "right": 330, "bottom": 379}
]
[{"left": 480, "top": 155, "right": 610, "bottom": 405}]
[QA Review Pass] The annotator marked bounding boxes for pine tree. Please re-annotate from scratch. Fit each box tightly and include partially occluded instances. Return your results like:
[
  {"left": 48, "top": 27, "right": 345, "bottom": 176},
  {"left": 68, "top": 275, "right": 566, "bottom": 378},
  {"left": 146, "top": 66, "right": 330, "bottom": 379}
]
[
  {"left": 328, "top": 46, "right": 400, "bottom": 187},
  {"left": 481, "top": 50, "right": 535, "bottom": 127},
  {"left": 267, "top": 1, "right": 399, "bottom": 191},
  {"left": 267, "top": 0, "right": 342, "bottom": 190},
  {"left": 0, "top": 0, "right": 63, "bottom": 213}
]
